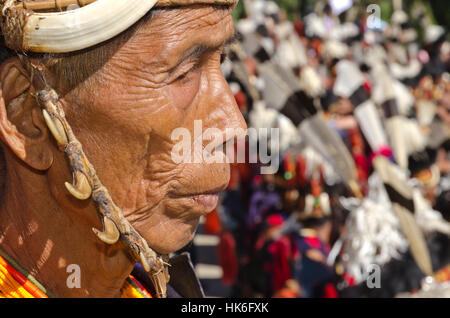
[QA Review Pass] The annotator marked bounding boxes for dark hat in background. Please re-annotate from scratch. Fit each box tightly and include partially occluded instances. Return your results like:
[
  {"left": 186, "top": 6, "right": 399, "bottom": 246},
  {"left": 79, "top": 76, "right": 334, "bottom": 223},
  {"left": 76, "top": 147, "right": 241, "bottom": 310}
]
[
  {"left": 408, "top": 148, "right": 440, "bottom": 187},
  {"left": 408, "top": 147, "right": 437, "bottom": 175}
]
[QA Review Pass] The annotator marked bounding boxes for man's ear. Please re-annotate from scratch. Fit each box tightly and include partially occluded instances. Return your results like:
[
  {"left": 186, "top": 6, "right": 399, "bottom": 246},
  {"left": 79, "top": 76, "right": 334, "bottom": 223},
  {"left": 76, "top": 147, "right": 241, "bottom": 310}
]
[{"left": 0, "top": 57, "right": 53, "bottom": 171}]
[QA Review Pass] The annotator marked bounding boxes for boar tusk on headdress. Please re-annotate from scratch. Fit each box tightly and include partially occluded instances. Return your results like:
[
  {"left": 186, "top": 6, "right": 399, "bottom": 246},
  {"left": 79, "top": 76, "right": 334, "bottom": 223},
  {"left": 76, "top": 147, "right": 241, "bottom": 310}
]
[{"left": 2, "top": 0, "right": 158, "bottom": 53}]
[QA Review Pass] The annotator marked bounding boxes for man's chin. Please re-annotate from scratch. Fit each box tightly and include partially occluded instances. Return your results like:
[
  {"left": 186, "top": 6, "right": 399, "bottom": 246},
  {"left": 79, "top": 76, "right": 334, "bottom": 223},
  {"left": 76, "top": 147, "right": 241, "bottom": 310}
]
[
  {"left": 146, "top": 235, "right": 196, "bottom": 256},
  {"left": 137, "top": 219, "right": 199, "bottom": 255}
]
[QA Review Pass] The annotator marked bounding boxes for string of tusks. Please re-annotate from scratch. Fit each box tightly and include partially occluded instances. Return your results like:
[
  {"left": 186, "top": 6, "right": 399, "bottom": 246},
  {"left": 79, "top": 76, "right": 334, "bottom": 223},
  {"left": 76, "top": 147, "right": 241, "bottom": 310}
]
[
  {"left": 42, "top": 109, "right": 93, "bottom": 200},
  {"left": 44, "top": 100, "right": 131, "bottom": 246},
  {"left": 43, "top": 102, "right": 116, "bottom": 243},
  {"left": 38, "top": 87, "right": 169, "bottom": 297},
  {"left": 43, "top": 108, "right": 109, "bottom": 241}
]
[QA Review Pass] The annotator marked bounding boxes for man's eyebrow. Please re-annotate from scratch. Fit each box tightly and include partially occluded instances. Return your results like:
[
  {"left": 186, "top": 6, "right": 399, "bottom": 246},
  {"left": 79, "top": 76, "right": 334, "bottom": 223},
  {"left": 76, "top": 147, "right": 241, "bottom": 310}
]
[{"left": 170, "top": 33, "right": 238, "bottom": 73}]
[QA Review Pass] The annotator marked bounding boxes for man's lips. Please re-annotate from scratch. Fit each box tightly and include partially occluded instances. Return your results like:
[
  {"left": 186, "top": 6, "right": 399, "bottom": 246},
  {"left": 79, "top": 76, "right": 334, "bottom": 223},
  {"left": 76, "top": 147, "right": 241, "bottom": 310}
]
[
  {"left": 169, "top": 182, "right": 227, "bottom": 214},
  {"left": 165, "top": 192, "right": 220, "bottom": 216},
  {"left": 191, "top": 193, "right": 219, "bottom": 213}
]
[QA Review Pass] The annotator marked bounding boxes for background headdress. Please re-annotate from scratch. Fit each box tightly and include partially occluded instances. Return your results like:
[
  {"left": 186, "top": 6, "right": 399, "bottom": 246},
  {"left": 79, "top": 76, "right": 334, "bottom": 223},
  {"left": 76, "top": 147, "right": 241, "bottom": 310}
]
[
  {"left": 371, "top": 62, "right": 426, "bottom": 170},
  {"left": 333, "top": 59, "right": 390, "bottom": 158},
  {"left": 257, "top": 62, "right": 361, "bottom": 198}
]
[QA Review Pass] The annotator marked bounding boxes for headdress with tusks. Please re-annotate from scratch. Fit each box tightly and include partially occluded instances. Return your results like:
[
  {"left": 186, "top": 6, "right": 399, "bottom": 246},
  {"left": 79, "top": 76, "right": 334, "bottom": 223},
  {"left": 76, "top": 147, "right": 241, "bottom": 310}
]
[
  {"left": 338, "top": 157, "right": 437, "bottom": 283},
  {"left": 0, "top": 0, "right": 239, "bottom": 53},
  {"left": 372, "top": 156, "right": 436, "bottom": 277},
  {"left": 424, "top": 24, "right": 445, "bottom": 46},
  {"left": 371, "top": 62, "right": 426, "bottom": 171},
  {"left": 391, "top": 10, "right": 409, "bottom": 26},
  {"left": 257, "top": 62, "right": 362, "bottom": 198},
  {"left": 0, "top": 0, "right": 238, "bottom": 298},
  {"left": 303, "top": 192, "right": 331, "bottom": 219},
  {"left": 333, "top": 60, "right": 389, "bottom": 155}
]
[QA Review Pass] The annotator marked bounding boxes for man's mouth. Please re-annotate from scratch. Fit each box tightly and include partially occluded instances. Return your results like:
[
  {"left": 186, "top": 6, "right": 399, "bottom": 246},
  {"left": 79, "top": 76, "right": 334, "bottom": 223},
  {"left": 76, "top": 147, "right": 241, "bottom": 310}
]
[
  {"left": 169, "top": 181, "right": 228, "bottom": 215},
  {"left": 191, "top": 193, "right": 220, "bottom": 213}
]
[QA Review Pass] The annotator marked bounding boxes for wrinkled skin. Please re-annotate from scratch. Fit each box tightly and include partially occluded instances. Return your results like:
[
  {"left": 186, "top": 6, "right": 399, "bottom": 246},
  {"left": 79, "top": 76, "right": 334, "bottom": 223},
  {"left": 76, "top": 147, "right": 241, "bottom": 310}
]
[
  {"left": 64, "top": 5, "right": 246, "bottom": 254},
  {"left": 0, "top": 5, "right": 246, "bottom": 297}
]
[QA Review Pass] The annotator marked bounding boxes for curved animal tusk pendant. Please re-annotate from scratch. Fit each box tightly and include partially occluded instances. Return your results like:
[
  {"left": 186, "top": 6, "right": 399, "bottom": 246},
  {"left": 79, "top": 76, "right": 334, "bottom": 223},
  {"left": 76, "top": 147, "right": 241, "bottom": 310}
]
[
  {"left": 42, "top": 109, "right": 68, "bottom": 147},
  {"left": 92, "top": 217, "right": 120, "bottom": 245},
  {"left": 65, "top": 171, "right": 92, "bottom": 200}
]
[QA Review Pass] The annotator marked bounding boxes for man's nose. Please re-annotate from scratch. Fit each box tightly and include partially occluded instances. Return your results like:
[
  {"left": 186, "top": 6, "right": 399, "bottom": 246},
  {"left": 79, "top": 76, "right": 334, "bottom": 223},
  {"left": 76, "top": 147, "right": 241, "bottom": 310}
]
[{"left": 205, "top": 72, "right": 248, "bottom": 141}]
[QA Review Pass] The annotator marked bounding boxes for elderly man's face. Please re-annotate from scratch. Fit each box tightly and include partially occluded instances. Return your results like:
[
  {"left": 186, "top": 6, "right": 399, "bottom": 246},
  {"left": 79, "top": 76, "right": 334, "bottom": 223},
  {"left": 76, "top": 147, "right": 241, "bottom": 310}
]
[{"left": 57, "top": 6, "right": 246, "bottom": 254}]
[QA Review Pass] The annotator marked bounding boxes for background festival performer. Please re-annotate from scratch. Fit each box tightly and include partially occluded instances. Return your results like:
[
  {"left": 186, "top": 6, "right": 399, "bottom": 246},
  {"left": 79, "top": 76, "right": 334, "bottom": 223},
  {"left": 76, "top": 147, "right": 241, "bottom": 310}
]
[{"left": 208, "top": 0, "right": 449, "bottom": 298}]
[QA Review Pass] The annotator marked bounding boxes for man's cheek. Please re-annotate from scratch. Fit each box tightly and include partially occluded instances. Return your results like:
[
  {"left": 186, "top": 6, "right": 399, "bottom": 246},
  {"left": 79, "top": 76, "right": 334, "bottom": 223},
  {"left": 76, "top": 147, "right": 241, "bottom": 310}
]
[
  {"left": 166, "top": 72, "right": 200, "bottom": 111},
  {"left": 143, "top": 154, "right": 186, "bottom": 197},
  {"left": 146, "top": 140, "right": 185, "bottom": 176}
]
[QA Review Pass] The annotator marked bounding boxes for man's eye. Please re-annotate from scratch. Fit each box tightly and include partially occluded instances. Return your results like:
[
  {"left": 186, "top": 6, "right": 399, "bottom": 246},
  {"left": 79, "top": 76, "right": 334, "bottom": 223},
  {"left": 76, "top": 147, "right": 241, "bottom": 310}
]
[
  {"left": 175, "top": 68, "right": 195, "bottom": 83},
  {"left": 174, "top": 62, "right": 200, "bottom": 83},
  {"left": 176, "top": 72, "right": 189, "bottom": 82}
]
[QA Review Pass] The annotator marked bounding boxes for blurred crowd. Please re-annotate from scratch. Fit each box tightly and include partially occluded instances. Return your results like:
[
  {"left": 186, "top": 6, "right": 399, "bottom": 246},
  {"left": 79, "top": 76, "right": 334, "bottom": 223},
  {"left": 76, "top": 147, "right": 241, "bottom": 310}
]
[{"left": 198, "top": 0, "right": 450, "bottom": 298}]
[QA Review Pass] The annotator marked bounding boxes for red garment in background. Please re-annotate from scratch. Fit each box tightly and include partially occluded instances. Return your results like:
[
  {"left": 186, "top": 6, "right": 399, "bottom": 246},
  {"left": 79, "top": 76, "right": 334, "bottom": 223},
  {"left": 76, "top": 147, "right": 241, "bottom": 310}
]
[
  {"left": 322, "top": 283, "right": 338, "bottom": 298},
  {"left": 348, "top": 126, "right": 369, "bottom": 195},
  {"left": 217, "top": 232, "right": 238, "bottom": 286},
  {"left": 234, "top": 90, "right": 247, "bottom": 112},
  {"left": 293, "top": 21, "right": 304, "bottom": 38},
  {"left": 204, "top": 209, "right": 222, "bottom": 235},
  {"left": 267, "top": 236, "right": 293, "bottom": 293},
  {"left": 342, "top": 272, "right": 356, "bottom": 287},
  {"left": 227, "top": 139, "right": 252, "bottom": 190}
]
